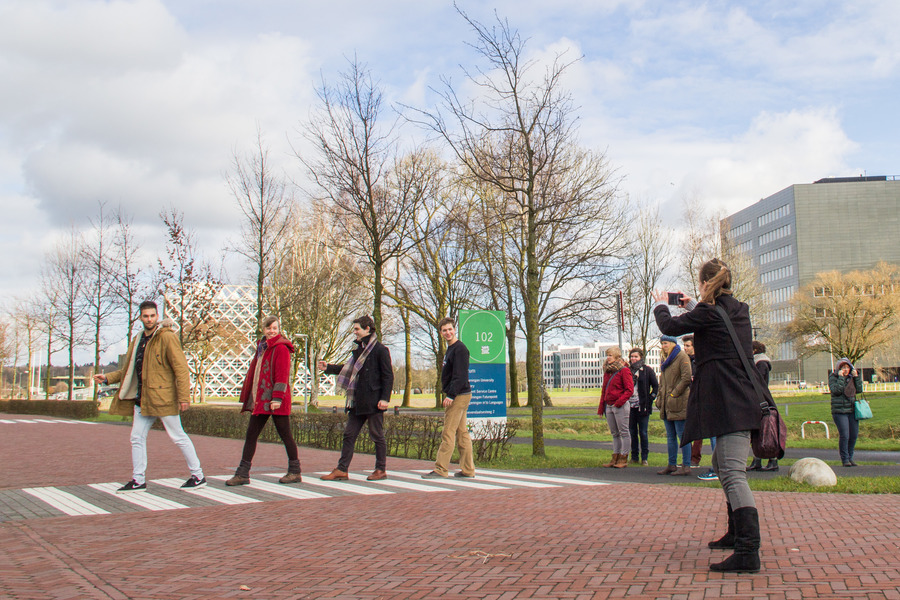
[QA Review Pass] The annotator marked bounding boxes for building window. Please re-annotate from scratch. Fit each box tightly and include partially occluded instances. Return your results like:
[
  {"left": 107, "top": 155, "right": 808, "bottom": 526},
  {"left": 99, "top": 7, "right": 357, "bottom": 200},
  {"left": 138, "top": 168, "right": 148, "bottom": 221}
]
[
  {"left": 758, "top": 224, "right": 792, "bottom": 246},
  {"left": 759, "top": 244, "right": 792, "bottom": 265},
  {"left": 758, "top": 204, "right": 791, "bottom": 227},
  {"left": 728, "top": 221, "right": 752, "bottom": 239},
  {"left": 763, "top": 285, "right": 796, "bottom": 305},
  {"left": 736, "top": 240, "right": 753, "bottom": 253},
  {"left": 771, "top": 307, "right": 793, "bottom": 323},
  {"left": 760, "top": 264, "right": 794, "bottom": 284},
  {"left": 778, "top": 342, "right": 797, "bottom": 360}
]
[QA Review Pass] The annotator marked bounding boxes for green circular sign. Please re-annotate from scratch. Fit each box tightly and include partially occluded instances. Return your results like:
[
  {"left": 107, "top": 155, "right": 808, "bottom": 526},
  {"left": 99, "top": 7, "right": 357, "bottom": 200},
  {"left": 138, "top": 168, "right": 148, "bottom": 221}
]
[{"left": 459, "top": 310, "right": 506, "bottom": 364}]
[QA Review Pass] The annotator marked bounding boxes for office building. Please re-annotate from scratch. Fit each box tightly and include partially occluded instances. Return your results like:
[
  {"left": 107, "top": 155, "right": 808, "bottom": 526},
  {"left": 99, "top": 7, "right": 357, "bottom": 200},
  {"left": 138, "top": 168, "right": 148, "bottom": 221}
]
[{"left": 543, "top": 339, "right": 662, "bottom": 389}]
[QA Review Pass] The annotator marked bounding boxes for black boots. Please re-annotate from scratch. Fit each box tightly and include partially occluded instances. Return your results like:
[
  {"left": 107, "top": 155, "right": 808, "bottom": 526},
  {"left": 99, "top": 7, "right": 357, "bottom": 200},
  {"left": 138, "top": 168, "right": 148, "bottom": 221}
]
[
  {"left": 708, "top": 503, "right": 735, "bottom": 549},
  {"left": 747, "top": 458, "right": 762, "bottom": 471},
  {"left": 760, "top": 459, "right": 779, "bottom": 472},
  {"left": 710, "top": 507, "right": 761, "bottom": 573}
]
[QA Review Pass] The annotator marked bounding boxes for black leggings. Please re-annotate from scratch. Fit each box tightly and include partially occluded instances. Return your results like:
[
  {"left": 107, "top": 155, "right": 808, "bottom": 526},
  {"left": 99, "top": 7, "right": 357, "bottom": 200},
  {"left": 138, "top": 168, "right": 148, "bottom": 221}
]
[{"left": 241, "top": 414, "right": 299, "bottom": 463}]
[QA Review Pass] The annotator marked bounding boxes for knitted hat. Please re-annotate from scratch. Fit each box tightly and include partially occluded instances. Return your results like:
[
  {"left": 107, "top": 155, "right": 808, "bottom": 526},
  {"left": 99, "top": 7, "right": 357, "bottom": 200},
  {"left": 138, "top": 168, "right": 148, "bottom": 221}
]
[{"left": 660, "top": 335, "right": 678, "bottom": 344}]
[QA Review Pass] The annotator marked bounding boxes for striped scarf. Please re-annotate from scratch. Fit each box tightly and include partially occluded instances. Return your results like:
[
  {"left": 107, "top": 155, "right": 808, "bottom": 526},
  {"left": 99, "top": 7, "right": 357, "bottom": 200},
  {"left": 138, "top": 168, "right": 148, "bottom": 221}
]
[{"left": 336, "top": 334, "right": 378, "bottom": 410}]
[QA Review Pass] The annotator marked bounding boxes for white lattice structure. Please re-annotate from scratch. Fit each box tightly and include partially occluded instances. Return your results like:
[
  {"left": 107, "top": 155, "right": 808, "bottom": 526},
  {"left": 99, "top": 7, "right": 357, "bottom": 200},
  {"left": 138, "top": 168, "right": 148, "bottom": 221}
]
[{"left": 163, "top": 284, "right": 335, "bottom": 398}]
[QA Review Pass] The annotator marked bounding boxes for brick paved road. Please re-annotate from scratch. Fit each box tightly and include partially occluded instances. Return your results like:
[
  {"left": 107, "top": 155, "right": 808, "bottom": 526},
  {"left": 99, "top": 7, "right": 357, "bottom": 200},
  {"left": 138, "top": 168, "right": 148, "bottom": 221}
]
[{"left": 1, "top": 418, "right": 899, "bottom": 599}]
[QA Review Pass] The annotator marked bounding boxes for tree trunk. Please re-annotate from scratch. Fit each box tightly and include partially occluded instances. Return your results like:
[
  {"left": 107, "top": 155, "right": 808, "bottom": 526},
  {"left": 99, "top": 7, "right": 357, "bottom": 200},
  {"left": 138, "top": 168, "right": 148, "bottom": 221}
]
[
  {"left": 506, "top": 323, "right": 520, "bottom": 408},
  {"left": 373, "top": 260, "right": 383, "bottom": 333},
  {"left": 45, "top": 330, "right": 52, "bottom": 399},
  {"left": 526, "top": 194, "right": 544, "bottom": 457},
  {"left": 403, "top": 315, "right": 412, "bottom": 408},
  {"left": 93, "top": 323, "right": 101, "bottom": 402},
  {"left": 67, "top": 319, "right": 75, "bottom": 402}
]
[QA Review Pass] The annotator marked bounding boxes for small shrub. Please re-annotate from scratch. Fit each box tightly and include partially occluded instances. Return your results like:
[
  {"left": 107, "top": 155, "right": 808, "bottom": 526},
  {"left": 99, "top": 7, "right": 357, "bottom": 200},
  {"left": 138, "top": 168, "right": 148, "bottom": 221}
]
[{"left": 0, "top": 399, "right": 99, "bottom": 419}]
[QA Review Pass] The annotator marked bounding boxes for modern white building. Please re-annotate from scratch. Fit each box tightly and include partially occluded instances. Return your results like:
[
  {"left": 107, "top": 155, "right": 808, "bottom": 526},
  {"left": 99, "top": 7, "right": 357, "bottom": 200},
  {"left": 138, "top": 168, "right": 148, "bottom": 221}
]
[
  {"left": 543, "top": 339, "right": 663, "bottom": 389},
  {"left": 163, "top": 284, "right": 333, "bottom": 398}
]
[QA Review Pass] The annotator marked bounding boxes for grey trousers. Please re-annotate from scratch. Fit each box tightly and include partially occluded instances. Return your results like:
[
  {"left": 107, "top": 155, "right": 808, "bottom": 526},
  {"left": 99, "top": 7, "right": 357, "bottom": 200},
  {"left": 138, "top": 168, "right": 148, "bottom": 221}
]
[
  {"left": 605, "top": 404, "right": 632, "bottom": 455},
  {"left": 711, "top": 431, "right": 756, "bottom": 509}
]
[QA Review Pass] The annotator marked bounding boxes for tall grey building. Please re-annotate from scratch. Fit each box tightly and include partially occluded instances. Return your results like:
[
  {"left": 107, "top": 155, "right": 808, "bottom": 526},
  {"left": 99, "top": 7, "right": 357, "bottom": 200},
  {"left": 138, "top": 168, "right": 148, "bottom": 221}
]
[{"left": 722, "top": 176, "right": 900, "bottom": 382}]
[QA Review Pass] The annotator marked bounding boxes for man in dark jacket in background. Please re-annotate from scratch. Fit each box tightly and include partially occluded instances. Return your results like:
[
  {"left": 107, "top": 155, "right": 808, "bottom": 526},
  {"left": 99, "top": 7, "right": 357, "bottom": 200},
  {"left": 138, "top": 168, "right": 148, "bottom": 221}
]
[
  {"left": 423, "top": 317, "right": 475, "bottom": 478},
  {"left": 628, "top": 348, "right": 658, "bottom": 466},
  {"left": 318, "top": 315, "right": 394, "bottom": 481}
]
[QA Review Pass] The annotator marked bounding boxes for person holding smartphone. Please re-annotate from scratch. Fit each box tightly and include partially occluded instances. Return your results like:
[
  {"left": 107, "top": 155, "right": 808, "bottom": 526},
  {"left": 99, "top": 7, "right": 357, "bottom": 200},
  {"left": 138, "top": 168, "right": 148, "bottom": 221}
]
[
  {"left": 227, "top": 316, "right": 301, "bottom": 486},
  {"left": 829, "top": 358, "right": 864, "bottom": 467},
  {"left": 653, "top": 259, "right": 762, "bottom": 573}
]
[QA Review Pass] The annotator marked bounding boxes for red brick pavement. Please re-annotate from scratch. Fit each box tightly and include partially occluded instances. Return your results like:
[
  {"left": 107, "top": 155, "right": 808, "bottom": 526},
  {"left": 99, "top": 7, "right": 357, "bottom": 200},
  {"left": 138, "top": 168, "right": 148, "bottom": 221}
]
[{"left": 1, "top": 419, "right": 899, "bottom": 599}]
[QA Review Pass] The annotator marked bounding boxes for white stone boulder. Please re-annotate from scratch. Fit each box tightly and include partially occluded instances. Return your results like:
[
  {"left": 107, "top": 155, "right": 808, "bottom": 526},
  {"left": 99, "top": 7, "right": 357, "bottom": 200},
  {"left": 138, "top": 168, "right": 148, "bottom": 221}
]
[{"left": 789, "top": 457, "right": 837, "bottom": 487}]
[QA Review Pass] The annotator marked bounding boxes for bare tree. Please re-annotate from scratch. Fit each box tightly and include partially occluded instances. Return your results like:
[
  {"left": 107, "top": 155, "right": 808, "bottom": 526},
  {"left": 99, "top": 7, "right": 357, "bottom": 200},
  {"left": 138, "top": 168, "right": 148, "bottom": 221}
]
[
  {"left": 300, "top": 57, "right": 420, "bottom": 333},
  {"left": 269, "top": 206, "right": 371, "bottom": 406},
  {"left": 11, "top": 298, "right": 43, "bottom": 400},
  {"left": 43, "top": 228, "right": 90, "bottom": 400},
  {"left": 157, "top": 208, "right": 223, "bottom": 402},
  {"left": 110, "top": 207, "right": 150, "bottom": 341},
  {"left": 0, "top": 318, "right": 12, "bottom": 398},
  {"left": 84, "top": 203, "right": 119, "bottom": 401},
  {"left": 383, "top": 151, "right": 480, "bottom": 408},
  {"left": 787, "top": 262, "right": 900, "bottom": 365},
  {"left": 227, "top": 128, "right": 294, "bottom": 339},
  {"left": 412, "top": 11, "right": 627, "bottom": 454},
  {"left": 622, "top": 199, "right": 672, "bottom": 353}
]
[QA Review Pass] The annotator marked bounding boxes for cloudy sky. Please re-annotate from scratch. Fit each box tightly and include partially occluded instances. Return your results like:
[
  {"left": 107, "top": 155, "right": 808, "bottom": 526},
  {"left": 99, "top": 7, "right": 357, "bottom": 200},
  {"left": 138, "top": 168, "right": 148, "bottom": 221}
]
[{"left": 2, "top": 0, "right": 898, "bottom": 361}]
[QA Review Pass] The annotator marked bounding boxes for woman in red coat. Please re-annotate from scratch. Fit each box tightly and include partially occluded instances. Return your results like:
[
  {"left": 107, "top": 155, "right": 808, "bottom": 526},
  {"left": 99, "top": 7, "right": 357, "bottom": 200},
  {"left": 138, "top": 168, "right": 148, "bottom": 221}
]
[
  {"left": 599, "top": 346, "right": 635, "bottom": 468},
  {"left": 226, "top": 316, "right": 301, "bottom": 485}
]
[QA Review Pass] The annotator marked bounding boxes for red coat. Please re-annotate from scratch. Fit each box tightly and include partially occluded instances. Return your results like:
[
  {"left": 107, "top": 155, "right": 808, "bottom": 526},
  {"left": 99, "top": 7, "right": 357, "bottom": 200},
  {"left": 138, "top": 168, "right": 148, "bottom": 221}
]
[
  {"left": 599, "top": 366, "right": 635, "bottom": 412},
  {"left": 240, "top": 335, "right": 295, "bottom": 415}
]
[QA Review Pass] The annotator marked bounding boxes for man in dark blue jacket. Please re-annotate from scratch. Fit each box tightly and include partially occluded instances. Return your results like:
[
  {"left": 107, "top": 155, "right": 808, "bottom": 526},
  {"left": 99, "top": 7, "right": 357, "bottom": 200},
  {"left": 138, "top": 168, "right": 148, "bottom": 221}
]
[{"left": 423, "top": 317, "right": 475, "bottom": 478}]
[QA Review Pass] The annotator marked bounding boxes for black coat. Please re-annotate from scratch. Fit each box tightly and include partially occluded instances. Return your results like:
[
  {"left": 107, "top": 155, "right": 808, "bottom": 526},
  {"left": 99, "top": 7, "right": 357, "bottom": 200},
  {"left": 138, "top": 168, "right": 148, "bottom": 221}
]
[
  {"left": 629, "top": 362, "right": 658, "bottom": 417},
  {"left": 325, "top": 335, "right": 394, "bottom": 416},
  {"left": 654, "top": 294, "right": 760, "bottom": 445}
]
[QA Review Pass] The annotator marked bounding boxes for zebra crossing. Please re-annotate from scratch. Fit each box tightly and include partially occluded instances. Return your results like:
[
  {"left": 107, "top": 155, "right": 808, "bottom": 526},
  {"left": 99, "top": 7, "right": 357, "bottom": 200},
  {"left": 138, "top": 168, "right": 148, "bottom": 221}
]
[{"left": 0, "top": 470, "right": 607, "bottom": 522}]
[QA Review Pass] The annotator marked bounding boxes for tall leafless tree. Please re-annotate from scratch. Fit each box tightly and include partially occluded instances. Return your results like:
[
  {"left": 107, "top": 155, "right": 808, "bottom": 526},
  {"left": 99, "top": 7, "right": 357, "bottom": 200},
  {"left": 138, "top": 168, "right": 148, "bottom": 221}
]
[
  {"left": 43, "top": 228, "right": 90, "bottom": 400},
  {"left": 11, "top": 298, "right": 44, "bottom": 400},
  {"left": 299, "top": 57, "right": 420, "bottom": 333},
  {"left": 110, "top": 207, "right": 150, "bottom": 341},
  {"left": 84, "top": 203, "right": 119, "bottom": 401},
  {"left": 412, "top": 10, "right": 627, "bottom": 454},
  {"left": 227, "top": 128, "right": 294, "bottom": 339}
]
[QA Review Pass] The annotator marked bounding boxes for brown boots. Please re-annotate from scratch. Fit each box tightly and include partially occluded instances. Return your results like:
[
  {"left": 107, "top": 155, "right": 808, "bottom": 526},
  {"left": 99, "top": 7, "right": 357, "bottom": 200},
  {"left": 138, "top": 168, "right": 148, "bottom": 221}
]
[{"left": 604, "top": 453, "right": 630, "bottom": 468}]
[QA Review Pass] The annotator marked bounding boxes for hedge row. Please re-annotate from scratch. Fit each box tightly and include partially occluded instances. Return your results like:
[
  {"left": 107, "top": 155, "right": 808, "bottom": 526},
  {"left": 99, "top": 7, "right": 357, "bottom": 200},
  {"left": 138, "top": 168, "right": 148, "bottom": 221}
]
[
  {"left": 175, "top": 406, "right": 521, "bottom": 462},
  {"left": 0, "top": 399, "right": 100, "bottom": 419}
]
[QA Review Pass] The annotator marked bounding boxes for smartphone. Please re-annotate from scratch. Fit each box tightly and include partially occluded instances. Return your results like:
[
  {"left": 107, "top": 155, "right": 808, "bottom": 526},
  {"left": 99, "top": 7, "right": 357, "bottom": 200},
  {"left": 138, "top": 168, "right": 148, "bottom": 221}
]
[{"left": 667, "top": 292, "right": 684, "bottom": 306}]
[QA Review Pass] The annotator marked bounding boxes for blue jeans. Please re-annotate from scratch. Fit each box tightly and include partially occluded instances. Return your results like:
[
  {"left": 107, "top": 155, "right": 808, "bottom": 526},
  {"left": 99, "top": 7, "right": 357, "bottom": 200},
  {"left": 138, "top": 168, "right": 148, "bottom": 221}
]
[
  {"left": 664, "top": 419, "right": 691, "bottom": 466},
  {"left": 832, "top": 412, "right": 859, "bottom": 463},
  {"left": 629, "top": 411, "right": 650, "bottom": 460}
]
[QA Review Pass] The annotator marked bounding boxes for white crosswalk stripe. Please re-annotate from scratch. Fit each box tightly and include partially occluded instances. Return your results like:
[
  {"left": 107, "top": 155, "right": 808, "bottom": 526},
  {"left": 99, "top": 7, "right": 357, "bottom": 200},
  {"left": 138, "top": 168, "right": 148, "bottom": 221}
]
[
  {"left": 345, "top": 472, "right": 451, "bottom": 493},
  {"left": 22, "top": 487, "right": 110, "bottom": 516},
  {"left": 89, "top": 482, "right": 190, "bottom": 510},
  {"left": 470, "top": 469, "right": 609, "bottom": 486},
  {"left": 411, "top": 469, "right": 560, "bottom": 488},
  {"left": 389, "top": 471, "right": 509, "bottom": 490},
  {"left": 304, "top": 474, "right": 395, "bottom": 495},
  {"left": 0, "top": 418, "right": 97, "bottom": 425},
  {"left": 154, "top": 478, "right": 261, "bottom": 505},
  {"left": 209, "top": 475, "right": 330, "bottom": 500}
]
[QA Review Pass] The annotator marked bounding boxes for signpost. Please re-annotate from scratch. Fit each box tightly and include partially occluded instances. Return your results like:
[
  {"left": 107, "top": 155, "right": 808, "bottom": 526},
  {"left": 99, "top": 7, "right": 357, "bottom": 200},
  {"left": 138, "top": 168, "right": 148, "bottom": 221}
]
[{"left": 458, "top": 309, "right": 507, "bottom": 437}]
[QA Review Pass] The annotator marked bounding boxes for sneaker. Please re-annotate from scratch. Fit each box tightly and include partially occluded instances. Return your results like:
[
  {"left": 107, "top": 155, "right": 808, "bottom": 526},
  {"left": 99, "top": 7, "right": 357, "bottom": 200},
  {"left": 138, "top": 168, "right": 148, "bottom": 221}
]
[
  {"left": 181, "top": 475, "right": 207, "bottom": 489},
  {"left": 117, "top": 480, "right": 147, "bottom": 493},
  {"left": 454, "top": 471, "right": 475, "bottom": 478},
  {"left": 698, "top": 470, "right": 719, "bottom": 481},
  {"left": 421, "top": 471, "right": 447, "bottom": 479},
  {"left": 641, "top": 460, "right": 649, "bottom": 466}
]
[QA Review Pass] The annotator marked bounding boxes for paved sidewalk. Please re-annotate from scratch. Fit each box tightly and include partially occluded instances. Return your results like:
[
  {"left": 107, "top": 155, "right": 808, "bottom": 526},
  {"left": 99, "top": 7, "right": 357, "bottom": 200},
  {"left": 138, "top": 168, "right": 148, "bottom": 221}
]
[{"left": 1, "top": 418, "right": 899, "bottom": 599}]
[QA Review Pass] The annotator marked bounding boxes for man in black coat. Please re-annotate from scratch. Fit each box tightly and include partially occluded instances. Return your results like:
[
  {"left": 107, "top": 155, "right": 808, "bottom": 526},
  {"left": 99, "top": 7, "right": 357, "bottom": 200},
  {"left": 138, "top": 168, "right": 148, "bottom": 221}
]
[{"left": 318, "top": 315, "right": 394, "bottom": 481}]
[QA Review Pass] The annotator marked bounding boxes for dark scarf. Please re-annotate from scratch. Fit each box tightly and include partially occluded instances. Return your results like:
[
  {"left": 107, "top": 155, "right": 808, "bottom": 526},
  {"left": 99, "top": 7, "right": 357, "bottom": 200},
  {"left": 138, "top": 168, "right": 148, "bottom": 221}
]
[
  {"left": 844, "top": 375, "right": 856, "bottom": 399},
  {"left": 660, "top": 344, "right": 681, "bottom": 371},
  {"left": 604, "top": 359, "right": 625, "bottom": 374},
  {"left": 630, "top": 360, "right": 645, "bottom": 375}
]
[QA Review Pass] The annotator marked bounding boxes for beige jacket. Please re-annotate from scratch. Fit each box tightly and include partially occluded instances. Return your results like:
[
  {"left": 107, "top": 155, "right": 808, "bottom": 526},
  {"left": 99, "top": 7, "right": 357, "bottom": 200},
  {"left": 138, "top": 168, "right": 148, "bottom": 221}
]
[
  {"left": 655, "top": 348, "right": 692, "bottom": 421},
  {"left": 105, "top": 319, "right": 191, "bottom": 417}
]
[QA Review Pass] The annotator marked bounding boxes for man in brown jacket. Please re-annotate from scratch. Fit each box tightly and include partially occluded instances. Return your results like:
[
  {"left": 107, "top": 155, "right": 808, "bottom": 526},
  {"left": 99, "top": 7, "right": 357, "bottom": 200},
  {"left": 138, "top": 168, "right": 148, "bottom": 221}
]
[{"left": 94, "top": 301, "right": 205, "bottom": 492}]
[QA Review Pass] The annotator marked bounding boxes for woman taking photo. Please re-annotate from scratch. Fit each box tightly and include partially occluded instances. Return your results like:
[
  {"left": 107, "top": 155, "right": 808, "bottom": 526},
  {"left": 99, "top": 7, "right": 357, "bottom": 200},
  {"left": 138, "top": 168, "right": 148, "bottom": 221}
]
[
  {"left": 226, "top": 316, "right": 302, "bottom": 486},
  {"left": 599, "top": 346, "right": 634, "bottom": 468},
  {"left": 655, "top": 335, "right": 692, "bottom": 476},
  {"left": 653, "top": 258, "right": 762, "bottom": 573},
  {"left": 829, "top": 358, "right": 864, "bottom": 467}
]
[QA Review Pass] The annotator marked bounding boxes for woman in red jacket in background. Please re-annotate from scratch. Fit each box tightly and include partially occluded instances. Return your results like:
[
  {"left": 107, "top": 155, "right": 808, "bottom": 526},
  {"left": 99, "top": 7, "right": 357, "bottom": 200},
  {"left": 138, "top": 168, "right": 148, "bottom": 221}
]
[
  {"left": 599, "top": 346, "right": 635, "bottom": 468},
  {"left": 227, "top": 316, "right": 301, "bottom": 486}
]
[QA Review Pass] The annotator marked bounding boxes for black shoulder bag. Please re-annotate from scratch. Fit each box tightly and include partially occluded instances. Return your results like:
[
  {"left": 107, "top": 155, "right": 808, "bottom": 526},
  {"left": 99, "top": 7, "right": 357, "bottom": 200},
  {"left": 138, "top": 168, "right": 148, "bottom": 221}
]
[{"left": 714, "top": 304, "right": 787, "bottom": 459}]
